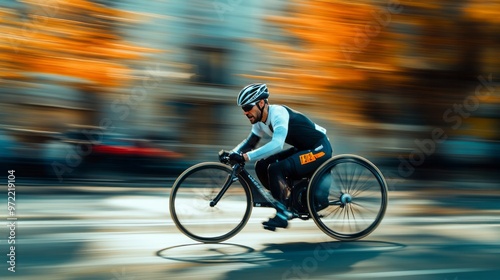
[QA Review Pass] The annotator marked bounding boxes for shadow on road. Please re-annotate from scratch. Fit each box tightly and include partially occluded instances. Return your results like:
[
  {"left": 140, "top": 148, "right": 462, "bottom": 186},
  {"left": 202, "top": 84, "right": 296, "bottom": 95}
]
[{"left": 156, "top": 240, "right": 406, "bottom": 279}]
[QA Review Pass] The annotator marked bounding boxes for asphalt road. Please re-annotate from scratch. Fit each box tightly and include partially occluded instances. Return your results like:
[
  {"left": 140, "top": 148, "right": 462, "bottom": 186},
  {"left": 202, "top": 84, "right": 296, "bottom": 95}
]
[{"left": 1, "top": 183, "right": 499, "bottom": 280}]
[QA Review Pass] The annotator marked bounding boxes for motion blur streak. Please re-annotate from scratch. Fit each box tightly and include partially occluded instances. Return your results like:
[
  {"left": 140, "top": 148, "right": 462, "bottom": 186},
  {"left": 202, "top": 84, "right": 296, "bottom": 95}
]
[{"left": 0, "top": 1, "right": 499, "bottom": 279}]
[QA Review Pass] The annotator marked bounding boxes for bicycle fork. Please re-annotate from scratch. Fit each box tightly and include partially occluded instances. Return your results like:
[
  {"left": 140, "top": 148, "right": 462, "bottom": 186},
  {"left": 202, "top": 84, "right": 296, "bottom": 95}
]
[{"left": 209, "top": 164, "right": 240, "bottom": 207}]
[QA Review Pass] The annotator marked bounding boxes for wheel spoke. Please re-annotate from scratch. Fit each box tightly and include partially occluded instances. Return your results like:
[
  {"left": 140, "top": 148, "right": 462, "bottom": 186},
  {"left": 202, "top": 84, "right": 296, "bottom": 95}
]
[
  {"left": 330, "top": 199, "right": 342, "bottom": 205},
  {"left": 351, "top": 170, "right": 377, "bottom": 198},
  {"left": 351, "top": 200, "right": 380, "bottom": 214},
  {"left": 333, "top": 167, "right": 347, "bottom": 193},
  {"left": 348, "top": 163, "right": 359, "bottom": 194},
  {"left": 319, "top": 204, "right": 342, "bottom": 219}
]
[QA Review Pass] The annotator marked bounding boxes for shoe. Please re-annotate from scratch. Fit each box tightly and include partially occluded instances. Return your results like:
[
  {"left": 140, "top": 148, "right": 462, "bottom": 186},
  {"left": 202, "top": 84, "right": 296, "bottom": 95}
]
[
  {"left": 262, "top": 213, "right": 288, "bottom": 231},
  {"left": 263, "top": 225, "right": 276, "bottom": 231}
]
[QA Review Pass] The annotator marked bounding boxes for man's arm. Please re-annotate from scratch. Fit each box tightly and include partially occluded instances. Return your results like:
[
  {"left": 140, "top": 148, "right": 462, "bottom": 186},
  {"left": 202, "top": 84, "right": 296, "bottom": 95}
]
[
  {"left": 246, "top": 106, "right": 289, "bottom": 161},
  {"left": 232, "top": 132, "right": 261, "bottom": 154},
  {"left": 245, "top": 126, "right": 286, "bottom": 161}
]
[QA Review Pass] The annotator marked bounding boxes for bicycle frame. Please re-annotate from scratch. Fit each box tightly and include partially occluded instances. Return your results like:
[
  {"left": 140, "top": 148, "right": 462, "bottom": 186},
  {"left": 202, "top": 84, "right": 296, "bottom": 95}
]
[{"left": 210, "top": 163, "right": 293, "bottom": 219}]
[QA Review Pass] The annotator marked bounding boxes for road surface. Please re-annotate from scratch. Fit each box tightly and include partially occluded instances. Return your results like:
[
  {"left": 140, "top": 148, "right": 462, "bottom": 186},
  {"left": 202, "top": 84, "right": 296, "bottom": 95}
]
[{"left": 1, "top": 181, "right": 499, "bottom": 280}]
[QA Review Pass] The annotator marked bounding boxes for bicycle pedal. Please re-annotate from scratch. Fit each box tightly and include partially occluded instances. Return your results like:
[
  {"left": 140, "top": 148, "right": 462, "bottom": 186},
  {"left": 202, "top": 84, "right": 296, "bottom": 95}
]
[{"left": 263, "top": 225, "right": 276, "bottom": 231}]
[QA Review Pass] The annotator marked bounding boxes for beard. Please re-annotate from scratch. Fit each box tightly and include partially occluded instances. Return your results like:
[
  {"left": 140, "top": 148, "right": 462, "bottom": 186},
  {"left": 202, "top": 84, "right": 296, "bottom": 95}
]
[{"left": 247, "top": 113, "right": 259, "bottom": 124}]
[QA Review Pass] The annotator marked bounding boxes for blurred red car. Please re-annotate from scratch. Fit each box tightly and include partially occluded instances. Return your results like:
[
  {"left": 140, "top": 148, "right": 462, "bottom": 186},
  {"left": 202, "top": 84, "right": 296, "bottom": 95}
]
[
  {"left": 63, "top": 130, "right": 189, "bottom": 177},
  {"left": 92, "top": 138, "right": 183, "bottom": 159}
]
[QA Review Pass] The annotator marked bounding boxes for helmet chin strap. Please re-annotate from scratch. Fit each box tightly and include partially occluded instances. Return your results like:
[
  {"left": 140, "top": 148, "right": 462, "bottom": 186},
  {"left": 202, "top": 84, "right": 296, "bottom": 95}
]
[{"left": 256, "top": 100, "right": 267, "bottom": 122}]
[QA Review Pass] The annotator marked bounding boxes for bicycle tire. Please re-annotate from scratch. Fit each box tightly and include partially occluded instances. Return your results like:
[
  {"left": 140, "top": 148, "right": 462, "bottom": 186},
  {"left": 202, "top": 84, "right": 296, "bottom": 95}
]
[
  {"left": 307, "top": 154, "right": 388, "bottom": 241},
  {"left": 169, "top": 162, "right": 253, "bottom": 243}
]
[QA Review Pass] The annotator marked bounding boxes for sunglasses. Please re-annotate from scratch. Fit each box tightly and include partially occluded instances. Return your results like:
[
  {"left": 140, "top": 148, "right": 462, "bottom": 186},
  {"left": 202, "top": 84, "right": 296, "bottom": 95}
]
[{"left": 242, "top": 103, "right": 256, "bottom": 112}]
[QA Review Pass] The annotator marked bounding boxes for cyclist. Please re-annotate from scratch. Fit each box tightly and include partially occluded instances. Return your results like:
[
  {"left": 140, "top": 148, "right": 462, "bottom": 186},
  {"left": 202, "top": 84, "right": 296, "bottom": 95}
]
[{"left": 223, "top": 83, "right": 333, "bottom": 230}]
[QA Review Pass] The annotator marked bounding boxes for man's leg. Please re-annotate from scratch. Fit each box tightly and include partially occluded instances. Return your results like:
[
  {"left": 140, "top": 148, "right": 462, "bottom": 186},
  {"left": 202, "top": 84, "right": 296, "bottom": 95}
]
[
  {"left": 262, "top": 157, "right": 296, "bottom": 230},
  {"left": 267, "top": 146, "right": 332, "bottom": 202},
  {"left": 255, "top": 147, "right": 297, "bottom": 191},
  {"left": 263, "top": 140, "right": 332, "bottom": 230}
]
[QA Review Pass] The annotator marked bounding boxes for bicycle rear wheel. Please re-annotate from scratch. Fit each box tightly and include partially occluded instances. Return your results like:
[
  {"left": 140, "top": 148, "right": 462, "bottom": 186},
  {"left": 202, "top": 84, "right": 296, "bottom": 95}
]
[
  {"left": 308, "top": 154, "right": 388, "bottom": 241},
  {"left": 169, "top": 162, "right": 252, "bottom": 243}
]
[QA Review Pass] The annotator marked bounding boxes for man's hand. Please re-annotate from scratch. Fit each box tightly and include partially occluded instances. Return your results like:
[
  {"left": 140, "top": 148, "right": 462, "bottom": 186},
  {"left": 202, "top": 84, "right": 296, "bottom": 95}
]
[
  {"left": 229, "top": 152, "right": 245, "bottom": 164},
  {"left": 218, "top": 150, "right": 230, "bottom": 163},
  {"left": 219, "top": 150, "right": 245, "bottom": 164}
]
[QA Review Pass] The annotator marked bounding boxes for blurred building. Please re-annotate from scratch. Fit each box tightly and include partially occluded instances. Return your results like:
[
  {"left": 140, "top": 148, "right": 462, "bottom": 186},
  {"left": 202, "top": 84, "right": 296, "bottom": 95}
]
[
  {"left": 0, "top": 0, "right": 288, "bottom": 172},
  {"left": 107, "top": 0, "right": 289, "bottom": 150},
  {"left": 1, "top": 0, "right": 499, "bottom": 177}
]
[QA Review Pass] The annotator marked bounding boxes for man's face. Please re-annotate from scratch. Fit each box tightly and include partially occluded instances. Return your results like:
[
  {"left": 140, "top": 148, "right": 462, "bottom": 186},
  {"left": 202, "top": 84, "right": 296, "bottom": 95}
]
[{"left": 242, "top": 101, "right": 261, "bottom": 124}]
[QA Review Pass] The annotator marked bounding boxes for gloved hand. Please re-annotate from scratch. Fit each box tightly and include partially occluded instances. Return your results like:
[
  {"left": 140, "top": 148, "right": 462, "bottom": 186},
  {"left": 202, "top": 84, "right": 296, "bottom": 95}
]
[
  {"left": 218, "top": 150, "right": 230, "bottom": 164},
  {"left": 229, "top": 151, "right": 245, "bottom": 164}
]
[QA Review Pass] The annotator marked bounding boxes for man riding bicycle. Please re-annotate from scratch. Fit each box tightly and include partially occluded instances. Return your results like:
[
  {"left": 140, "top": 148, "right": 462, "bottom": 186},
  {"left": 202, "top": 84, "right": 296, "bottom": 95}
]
[{"left": 222, "top": 83, "right": 333, "bottom": 231}]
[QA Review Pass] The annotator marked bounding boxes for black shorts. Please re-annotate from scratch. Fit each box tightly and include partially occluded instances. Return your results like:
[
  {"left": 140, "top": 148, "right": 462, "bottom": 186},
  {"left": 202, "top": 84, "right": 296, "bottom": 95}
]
[
  {"left": 283, "top": 137, "right": 333, "bottom": 179},
  {"left": 256, "top": 136, "right": 333, "bottom": 181}
]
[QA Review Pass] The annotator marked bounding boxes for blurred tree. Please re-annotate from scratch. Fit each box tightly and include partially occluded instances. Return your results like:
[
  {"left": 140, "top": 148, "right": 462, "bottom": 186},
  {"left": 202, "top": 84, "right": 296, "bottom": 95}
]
[
  {"left": 0, "top": 0, "right": 159, "bottom": 89},
  {"left": 0, "top": 0, "right": 161, "bottom": 131},
  {"left": 245, "top": 0, "right": 499, "bottom": 130},
  {"left": 244, "top": 0, "right": 403, "bottom": 126},
  {"left": 463, "top": 0, "right": 500, "bottom": 77}
]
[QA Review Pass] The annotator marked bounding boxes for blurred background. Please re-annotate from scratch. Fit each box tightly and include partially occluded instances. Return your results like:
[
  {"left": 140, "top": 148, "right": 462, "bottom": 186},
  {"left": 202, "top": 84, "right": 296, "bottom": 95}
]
[{"left": 1, "top": 0, "right": 499, "bottom": 185}]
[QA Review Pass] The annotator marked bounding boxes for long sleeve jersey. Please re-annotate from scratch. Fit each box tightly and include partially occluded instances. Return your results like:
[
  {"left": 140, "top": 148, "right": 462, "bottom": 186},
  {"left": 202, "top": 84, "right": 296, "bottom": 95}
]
[{"left": 233, "top": 105, "right": 327, "bottom": 161}]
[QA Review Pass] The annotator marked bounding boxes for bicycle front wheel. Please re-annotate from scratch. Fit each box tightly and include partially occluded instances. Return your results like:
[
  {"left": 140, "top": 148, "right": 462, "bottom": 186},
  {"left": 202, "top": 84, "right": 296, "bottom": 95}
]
[
  {"left": 308, "top": 154, "right": 388, "bottom": 241},
  {"left": 169, "top": 162, "right": 252, "bottom": 243}
]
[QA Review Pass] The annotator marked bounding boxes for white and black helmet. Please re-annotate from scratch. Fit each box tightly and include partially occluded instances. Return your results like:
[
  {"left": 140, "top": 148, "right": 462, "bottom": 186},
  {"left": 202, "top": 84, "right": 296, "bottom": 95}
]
[{"left": 237, "top": 83, "right": 269, "bottom": 106}]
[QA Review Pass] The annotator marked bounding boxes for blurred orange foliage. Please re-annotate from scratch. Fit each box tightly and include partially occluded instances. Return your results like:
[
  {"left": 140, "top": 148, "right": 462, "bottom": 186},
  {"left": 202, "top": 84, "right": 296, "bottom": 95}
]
[
  {"left": 247, "top": 0, "right": 500, "bottom": 128},
  {"left": 246, "top": 0, "right": 401, "bottom": 125},
  {"left": 0, "top": 0, "right": 159, "bottom": 89}
]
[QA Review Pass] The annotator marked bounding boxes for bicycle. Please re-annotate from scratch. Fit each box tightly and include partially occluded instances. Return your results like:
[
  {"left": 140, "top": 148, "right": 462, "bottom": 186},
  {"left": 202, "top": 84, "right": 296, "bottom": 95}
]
[{"left": 169, "top": 152, "right": 388, "bottom": 243}]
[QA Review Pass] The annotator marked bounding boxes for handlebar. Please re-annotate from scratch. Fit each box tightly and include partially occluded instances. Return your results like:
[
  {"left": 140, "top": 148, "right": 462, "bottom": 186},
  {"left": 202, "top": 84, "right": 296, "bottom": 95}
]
[{"left": 218, "top": 149, "right": 245, "bottom": 166}]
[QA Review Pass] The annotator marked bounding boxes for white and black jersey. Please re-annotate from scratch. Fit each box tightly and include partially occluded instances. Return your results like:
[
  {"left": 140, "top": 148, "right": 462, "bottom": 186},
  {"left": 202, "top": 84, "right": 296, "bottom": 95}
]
[{"left": 233, "top": 105, "right": 327, "bottom": 161}]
